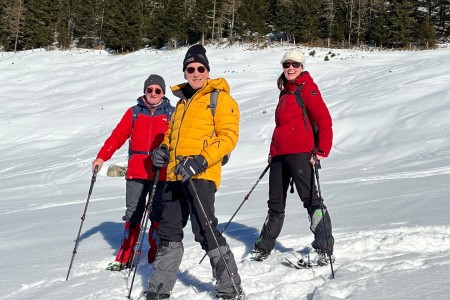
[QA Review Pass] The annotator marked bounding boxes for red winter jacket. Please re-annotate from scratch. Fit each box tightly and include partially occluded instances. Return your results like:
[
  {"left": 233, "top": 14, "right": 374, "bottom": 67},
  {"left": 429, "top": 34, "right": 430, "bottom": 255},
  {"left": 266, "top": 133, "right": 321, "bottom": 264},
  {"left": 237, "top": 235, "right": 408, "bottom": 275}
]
[
  {"left": 270, "top": 72, "right": 333, "bottom": 158},
  {"left": 96, "top": 97, "right": 174, "bottom": 180}
]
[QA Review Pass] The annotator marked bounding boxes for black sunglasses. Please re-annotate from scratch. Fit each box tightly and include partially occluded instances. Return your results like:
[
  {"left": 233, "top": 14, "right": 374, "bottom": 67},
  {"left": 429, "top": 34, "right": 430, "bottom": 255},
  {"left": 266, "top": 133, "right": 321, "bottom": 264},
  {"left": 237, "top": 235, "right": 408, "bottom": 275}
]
[
  {"left": 146, "top": 87, "right": 162, "bottom": 95},
  {"left": 186, "top": 66, "right": 206, "bottom": 74},
  {"left": 282, "top": 62, "right": 302, "bottom": 69}
]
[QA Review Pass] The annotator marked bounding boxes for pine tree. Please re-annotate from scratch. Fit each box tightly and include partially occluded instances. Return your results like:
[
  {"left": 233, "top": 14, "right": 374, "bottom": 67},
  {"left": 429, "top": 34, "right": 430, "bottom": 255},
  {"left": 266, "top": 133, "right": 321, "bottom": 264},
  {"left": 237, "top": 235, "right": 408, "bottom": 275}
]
[
  {"left": 69, "top": 0, "right": 102, "bottom": 48},
  {"left": 145, "top": 0, "right": 187, "bottom": 48},
  {"left": 414, "top": 1, "right": 436, "bottom": 48},
  {"left": 295, "top": 0, "right": 321, "bottom": 44},
  {"left": 21, "top": 0, "right": 54, "bottom": 50},
  {"left": 144, "top": 0, "right": 166, "bottom": 48},
  {"left": 386, "top": 0, "right": 416, "bottom": 48},
  {"left": 365, "top": 0, "right": 387, "bottom": 47},
  {"left": 235, "top": 0, "right": 269, "bottom": 42},
  {"left": 221, "top": 0, "right": 239, "bottom": 40},
  {"left": 102, "top": 0, "right": 144, "bottom": 52},
  {"left": 274, "top": 0, "right": 299, "bottom": 43},
  {"left": 187, "top": 0, "right": 215, "bottom": 44},
  {"left": 1, "top": 0, "right": 26, "bottom": 51},
  {"left": 0, "top": 0, "right": 6, "bottom": 48}
]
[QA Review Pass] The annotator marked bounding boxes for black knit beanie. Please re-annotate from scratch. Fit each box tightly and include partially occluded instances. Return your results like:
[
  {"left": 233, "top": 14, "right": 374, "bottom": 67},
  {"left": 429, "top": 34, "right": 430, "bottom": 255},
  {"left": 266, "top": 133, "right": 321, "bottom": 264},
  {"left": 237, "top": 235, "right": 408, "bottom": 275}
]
[
  {"left": 143, "top": 74, "right": 166, "bottom": 94},
  {"left": 182, "top": 44, "right": 210, "bottom": 71}
]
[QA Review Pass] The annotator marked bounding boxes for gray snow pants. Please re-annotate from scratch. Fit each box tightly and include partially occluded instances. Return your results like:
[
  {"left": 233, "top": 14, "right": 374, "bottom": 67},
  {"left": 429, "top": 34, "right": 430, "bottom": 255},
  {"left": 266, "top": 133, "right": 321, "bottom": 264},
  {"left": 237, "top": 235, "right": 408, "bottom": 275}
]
[{"left": 123, "top": 179, "right": 165, "bottom": 224}]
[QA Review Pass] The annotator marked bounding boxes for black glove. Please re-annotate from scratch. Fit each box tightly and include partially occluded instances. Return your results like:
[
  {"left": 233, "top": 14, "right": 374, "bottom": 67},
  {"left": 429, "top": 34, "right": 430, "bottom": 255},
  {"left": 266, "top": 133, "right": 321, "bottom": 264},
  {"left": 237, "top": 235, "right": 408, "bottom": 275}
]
[
  {"left": 174, "top": 155, "right": 208, "bottom": 182},
  {"left": 152, "top": 145, "right": 169, "bottom": 168}
]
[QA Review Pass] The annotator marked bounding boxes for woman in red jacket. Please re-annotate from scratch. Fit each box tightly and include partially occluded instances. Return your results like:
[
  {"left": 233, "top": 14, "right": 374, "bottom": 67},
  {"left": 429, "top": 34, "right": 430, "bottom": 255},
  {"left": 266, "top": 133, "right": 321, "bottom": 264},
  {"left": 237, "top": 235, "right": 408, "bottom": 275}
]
[
  {"left": 253, "top": 50, "right": 335, "bottom": 266},
  {"left": 92, "top": 74, "right": 174, "bottom": 271}
]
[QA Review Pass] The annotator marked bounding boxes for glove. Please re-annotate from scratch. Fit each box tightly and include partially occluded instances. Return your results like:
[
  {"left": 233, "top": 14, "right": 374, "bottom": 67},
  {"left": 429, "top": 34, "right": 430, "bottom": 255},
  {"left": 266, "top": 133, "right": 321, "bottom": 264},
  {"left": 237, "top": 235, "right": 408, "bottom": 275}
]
[
  {"left": 174, "top": 155, "right": 208, "bottom": 182},
  {"left": 152, "top": 145, "right": 169, "bottom": 168}
]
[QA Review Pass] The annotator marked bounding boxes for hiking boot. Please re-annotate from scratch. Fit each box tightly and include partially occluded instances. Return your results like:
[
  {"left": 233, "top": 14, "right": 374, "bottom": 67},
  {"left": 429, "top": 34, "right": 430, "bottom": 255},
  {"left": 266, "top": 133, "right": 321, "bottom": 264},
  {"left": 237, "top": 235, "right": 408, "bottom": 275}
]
[
  {"left": 316, "top": 250, "right": 335, "bottom": 266},
  {"left": 251, "top": 248, "right": 271, "bottom": 261},
  {"left": 216, "top": 288, "right": 245, "bottom": 299},
  {"left": 145, "top": 291, "right": 170, "bottom": 300},
  {"left": 105, "top": 261, "right": 128, "bottom": 271}
]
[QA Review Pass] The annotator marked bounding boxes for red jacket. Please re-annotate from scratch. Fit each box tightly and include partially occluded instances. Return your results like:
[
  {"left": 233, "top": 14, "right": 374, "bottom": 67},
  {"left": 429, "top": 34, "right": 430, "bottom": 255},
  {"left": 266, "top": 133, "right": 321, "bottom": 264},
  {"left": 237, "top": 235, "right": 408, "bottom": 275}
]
[
  {"left": 96, "top": 97, "right": 174, "bottom": 180},
  {"left": 270, "top": 72, "right": 333, "bottom": 158}
]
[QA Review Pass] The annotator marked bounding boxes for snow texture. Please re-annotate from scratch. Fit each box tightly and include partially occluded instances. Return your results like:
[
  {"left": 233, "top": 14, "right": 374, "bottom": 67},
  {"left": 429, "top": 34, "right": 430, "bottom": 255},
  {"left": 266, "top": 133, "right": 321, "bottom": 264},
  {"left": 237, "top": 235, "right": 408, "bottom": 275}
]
[{"left": 1, "top": 45, "right": 450, "bottom": 300}]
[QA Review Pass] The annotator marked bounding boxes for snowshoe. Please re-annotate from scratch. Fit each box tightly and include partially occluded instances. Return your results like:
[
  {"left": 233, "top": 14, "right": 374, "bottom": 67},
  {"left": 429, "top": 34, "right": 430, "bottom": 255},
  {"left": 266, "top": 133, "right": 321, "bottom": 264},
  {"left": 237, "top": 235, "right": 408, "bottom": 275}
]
[
  {"left": 145, "top": 291, "right": 170, "bottom": 300},
  {"left": 285, "top": 249, "right": 335, "bottom": 269},
  {"left": 216, "top": 289, "right": 245, "bottom": 299},
  {"left": 250, "top": 248, "right": 271, "bottom": 261},
  {"left": 315, "top": 250, "right": 335, "bottom": 266},
  {"left": 105, "top": 261, "right": 129, "bottom": 271}
]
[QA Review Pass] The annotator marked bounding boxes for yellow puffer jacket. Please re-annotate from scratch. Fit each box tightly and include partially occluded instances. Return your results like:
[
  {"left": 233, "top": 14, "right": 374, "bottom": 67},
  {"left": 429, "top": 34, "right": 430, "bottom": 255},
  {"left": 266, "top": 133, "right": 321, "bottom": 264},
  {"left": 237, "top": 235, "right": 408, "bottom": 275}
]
[{"left": 163, "top": 77, "right": 240, "bottom": 190}]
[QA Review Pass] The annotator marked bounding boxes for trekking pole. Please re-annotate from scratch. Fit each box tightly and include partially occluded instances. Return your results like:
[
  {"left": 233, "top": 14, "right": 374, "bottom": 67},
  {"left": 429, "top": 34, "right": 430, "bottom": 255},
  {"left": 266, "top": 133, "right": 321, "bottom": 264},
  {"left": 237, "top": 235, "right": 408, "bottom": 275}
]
[
  {"left": 177, "top": 156, "right": 242, "bottom": 300},
  {"left": 128, "top": 168, "right": 160, "bottom": 299},
  {"left": 199, "top": 163, "right": 270, "bottom": 264},
  {"left": 66, "top": 165, "right": 99, "bottom": 281},
  {"left": 312, "top": 152, "right": 335, "bottom": 279},
  {"left": 127, "top": 177, "right": 155, "bottom": 276}
]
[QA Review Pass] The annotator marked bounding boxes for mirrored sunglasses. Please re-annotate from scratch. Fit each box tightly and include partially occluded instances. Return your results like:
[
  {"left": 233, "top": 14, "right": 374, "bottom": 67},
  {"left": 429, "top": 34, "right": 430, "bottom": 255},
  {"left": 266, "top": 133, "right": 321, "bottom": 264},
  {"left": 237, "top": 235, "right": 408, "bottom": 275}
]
[
  {"left": 186, "top": 66, "right": 206, "bottom": 74},
  {"left": 146, "top": 87, "right": 162, "bottom": 95},
  {"left": 282, "top": 62, "right": 302, "bottom": 69}
]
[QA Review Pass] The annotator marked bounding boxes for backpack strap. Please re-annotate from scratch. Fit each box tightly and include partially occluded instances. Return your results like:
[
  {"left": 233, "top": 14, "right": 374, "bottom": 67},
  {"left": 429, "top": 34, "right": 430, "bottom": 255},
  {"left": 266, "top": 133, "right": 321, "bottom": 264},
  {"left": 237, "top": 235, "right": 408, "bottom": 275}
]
[
  {"left": 293, "top": 84, "right": 310, "bottom": 131},
  {"left": 208, "top": 90, "right": 231, "bottom": 166},
  {"left": 209, "top": 90, "right": 220, "bottom": 138},
  {"left": 131, "top": 105, "right": 142, "bottom": 129},
  {"left": 284, "top": 84, "right": 319, "bottom": 148},
  {"left": 159, "top": 97, "right": 173, "bottom": 121},
  {"left": 128, "top": 105, "right": 152, "bottom": 157},
  {"left": 210, "top": 90, "right": 219, "bottom": 117}
]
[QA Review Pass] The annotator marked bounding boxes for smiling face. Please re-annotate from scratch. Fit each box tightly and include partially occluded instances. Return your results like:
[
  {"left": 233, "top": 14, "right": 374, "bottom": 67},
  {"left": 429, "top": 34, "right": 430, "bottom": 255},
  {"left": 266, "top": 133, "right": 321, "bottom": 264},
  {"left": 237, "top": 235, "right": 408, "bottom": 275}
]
[
  {"left": 144, "top": 84, "right": 164, "bottom": 106},
  {"left": 184, "top": 62, "right": 209, "bottom": 90},
  {"left": 282, "top": 60, "right": 303, "bottom": 81}
]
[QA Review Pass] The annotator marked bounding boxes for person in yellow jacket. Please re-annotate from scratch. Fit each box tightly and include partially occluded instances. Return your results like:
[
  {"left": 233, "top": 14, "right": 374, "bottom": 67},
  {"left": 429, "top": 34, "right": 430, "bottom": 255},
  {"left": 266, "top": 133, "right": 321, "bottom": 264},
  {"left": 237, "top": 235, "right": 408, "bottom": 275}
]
[{"left": 145, "top": 44, "right": 243, "bottom": 300}]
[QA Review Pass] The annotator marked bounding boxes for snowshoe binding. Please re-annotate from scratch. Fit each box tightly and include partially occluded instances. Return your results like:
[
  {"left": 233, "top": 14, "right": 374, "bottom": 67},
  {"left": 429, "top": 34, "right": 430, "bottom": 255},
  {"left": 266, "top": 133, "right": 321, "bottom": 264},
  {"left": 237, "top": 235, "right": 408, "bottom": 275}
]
[
  {"left": 250, "top": 248, "right": 271, "bottom": 261},
  {"left": 145, "top": 291, "right": 170, "bottom": 300},
  {"left": 105, "top": 261, "right": 129, "bottom": 271},
  {"left": 216, "top": 288, "right": 245, "bottom": 300}
]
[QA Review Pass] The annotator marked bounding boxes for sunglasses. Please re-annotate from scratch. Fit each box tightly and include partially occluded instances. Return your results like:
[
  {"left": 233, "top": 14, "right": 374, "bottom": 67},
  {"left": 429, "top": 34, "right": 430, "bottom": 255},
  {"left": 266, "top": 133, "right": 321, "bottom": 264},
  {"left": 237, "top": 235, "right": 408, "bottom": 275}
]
[
  {"left": 186, "top": 66, "right": 206, "bottom": 74},
  {"left": 282, "top": 62, "right": 302, "bottom": 69},
  {"left": 146, "top": 87, "right": 162, "bottom": 95}
]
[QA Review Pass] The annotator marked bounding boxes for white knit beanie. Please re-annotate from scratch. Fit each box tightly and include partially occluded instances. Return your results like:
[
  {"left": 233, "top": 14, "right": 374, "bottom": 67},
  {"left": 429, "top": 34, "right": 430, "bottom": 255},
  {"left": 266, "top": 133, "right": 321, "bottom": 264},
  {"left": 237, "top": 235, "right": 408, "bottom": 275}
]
[{"left": 280, "top": 49, "right": 305, "bottom": 66}]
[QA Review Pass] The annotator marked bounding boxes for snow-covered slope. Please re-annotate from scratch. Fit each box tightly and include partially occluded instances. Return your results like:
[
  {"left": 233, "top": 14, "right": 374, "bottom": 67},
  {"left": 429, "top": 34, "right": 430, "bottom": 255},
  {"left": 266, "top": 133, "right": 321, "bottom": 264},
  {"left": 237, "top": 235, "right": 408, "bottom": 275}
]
[{"left": 1, "top": 45, "right": 449, "bottom": 300}]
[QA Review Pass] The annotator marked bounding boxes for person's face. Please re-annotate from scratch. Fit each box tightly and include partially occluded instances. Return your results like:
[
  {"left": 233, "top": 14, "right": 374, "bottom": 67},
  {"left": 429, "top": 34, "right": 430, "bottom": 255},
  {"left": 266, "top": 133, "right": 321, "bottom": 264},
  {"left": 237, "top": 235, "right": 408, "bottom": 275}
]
[
  {"left": 144, "top": 84, "right": 164, "bottom": 105},
  {"left": 185, "top": 62, "right": 209, "bottom": 90},
  {"left": 282, "top": 60, "right": 303, "bottom": 81}
]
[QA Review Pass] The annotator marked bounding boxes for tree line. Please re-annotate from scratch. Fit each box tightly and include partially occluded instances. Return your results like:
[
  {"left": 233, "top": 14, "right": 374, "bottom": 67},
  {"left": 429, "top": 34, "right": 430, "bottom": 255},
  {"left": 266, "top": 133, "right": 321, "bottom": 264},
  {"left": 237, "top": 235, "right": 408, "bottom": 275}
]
[{"left": 1, "top": 0, "right": 449, "bottom": 53}]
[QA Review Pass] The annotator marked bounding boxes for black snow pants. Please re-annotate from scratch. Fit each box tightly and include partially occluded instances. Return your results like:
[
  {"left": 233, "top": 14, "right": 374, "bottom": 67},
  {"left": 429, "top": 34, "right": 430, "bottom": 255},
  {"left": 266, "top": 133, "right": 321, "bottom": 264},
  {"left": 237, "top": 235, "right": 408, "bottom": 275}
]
[
  {"left": 255, "top": 153, "right": 334, "bottom": 254},
  {"left": 148, "top": 179, "right": 241, "bottom": 297}
]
